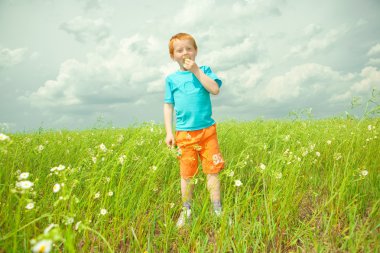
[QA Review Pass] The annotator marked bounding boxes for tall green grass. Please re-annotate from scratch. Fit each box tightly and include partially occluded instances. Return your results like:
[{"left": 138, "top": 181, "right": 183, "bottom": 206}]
[{"left": 0, "top": 118, "right": 379, "bottom": 252}]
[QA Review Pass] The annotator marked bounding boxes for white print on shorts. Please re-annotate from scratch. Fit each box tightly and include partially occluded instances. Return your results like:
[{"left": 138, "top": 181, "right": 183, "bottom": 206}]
[{"left": 212, "top": 153, "right": 223, "bottom": 165}]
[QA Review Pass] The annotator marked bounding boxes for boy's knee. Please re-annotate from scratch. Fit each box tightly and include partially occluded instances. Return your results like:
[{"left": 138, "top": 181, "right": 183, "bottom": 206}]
[{"left": 206, "top": 173, "right": 219, "bottom": 189}]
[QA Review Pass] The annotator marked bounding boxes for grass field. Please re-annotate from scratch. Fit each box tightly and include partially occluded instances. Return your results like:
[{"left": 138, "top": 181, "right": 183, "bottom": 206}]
[{"left": 0, "top": 117, "right": 379, "bottom": 252}]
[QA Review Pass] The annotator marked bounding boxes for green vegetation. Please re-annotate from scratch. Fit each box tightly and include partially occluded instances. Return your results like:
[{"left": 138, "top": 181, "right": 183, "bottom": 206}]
[{"left": 0, "top": 118, "right": 379, "bottom": 252}]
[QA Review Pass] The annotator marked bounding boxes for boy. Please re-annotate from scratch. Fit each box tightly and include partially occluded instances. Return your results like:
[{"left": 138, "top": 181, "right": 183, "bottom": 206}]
[{"left": 163, "top": 33, "right": 225, "bottom": 228}]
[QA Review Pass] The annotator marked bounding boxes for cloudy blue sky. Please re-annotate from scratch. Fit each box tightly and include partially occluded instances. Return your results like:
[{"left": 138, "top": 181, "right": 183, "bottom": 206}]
[{"left": 1, "top": 0, "right": 379, "bottom": 132}]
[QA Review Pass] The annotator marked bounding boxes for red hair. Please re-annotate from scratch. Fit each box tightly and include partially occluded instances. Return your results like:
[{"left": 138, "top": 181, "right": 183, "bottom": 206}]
[{"left": 168, "top": 33, "right": 198, "bottom": 57}]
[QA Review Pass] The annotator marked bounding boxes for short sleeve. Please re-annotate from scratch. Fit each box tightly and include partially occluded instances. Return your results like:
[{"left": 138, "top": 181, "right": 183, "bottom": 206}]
[
  {"left": 164, "top": 77, "right": 174, "bottom": 104},
  {"left": 202, "top": 66, "right": 222, "bottom": 88}
]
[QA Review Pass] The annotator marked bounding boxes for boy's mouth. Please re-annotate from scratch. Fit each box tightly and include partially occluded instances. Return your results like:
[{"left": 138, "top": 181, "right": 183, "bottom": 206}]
[{"left": 182, "top": 55, "right": 190, "bottom": 64}]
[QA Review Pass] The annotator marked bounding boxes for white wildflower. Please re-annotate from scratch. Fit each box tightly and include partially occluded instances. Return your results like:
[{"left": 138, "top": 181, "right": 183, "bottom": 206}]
[
  {"left": 65, "top": 217, "right": 74, "bottom": 225},
  {"left": 228, "top": 170, "right": 234, "bottom": 177},
  {"left": 150, "top": 165, "right": 157, "bottom": 171},
  {"left": 31, "top": 239, "right": 52, "bottom": 253},
  {"left": 19, "top": 172, "right": 30, "bottom": 180},
  {"left": 360, "top": 170, "right": 368, "bottom": 177},
  {"left": 99, "top": 143, "right": 107, "bottom": 152},
  {"left": 367, "top": 125, "right": 372, "bottom": 131},
  {"left": 108, "top": 191, "right": 113, "bottom": 196},
  {"left": 100, "top": 208, "right": 107, "bottom": 215},
  {"left": 327, "top": 140, "right": 332, "bottom": 145},
  {"left": 234, "top": 180, "right": 243, "bottom": 187},
  {"left": 0, "top": 133, "right": 10, "bottom": 141},
  {"left": 94, "top": 192, "right": 100, "bottom": 199},
  {"left": 16, "top": 180, "right": 34, "bottom": 189},
  {"left": 75, "top": 221, "right": 82, "bottom": 230},
  {"left": 118, "top": 155, "right": 126, "bottom": 165},
  {"left": 53, "top": 183, "right": 61, "bottom": 193},
  {"left": 316, "top": 152, "right": 321, "bottom": 157},
  {"left": 37, "top": 145, "right": 44, "bottom": 152},
  {"left": 25, "top": 202, "right": 35, "bottom": 210},
  {"left": 334, "top": 153, "right": 342, "bottom": 160},
  {"left": 117, "top": 135, "right": 124, "bottom": 143},
  {"left": 259, "top": 163, "right": 266, "bottom": 171},
  {"left": 275, "top": 172, "right": 282, "bottom": 179},
  {"left": 92, "top": 156, "right": 97, "bottom": 163},
  {"left": 50, "top": 165, "right": 65, "bottom": 172},
  {"left": 44, "top": 224, "right": 57, "bottom": 234},
  {"left": 57, "top": 165, "right": 65, "bottom": 171}
]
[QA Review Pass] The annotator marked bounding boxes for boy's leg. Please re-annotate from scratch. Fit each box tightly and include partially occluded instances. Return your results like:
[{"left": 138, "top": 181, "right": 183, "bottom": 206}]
[
  {"left": 207, "top": 173, "right": 222, "bottom": 214},
  {"left": 206, "top": 173, "right": 221, "bottom": 202},
  {"left": 199, "top": 125, "right": 224, "bottom": 215},
  {"left": 181, "top": 177, "right": 194, "bottom": 208},
  {"left": 177, "top": 177, "right": 195, "bottom": 228}
]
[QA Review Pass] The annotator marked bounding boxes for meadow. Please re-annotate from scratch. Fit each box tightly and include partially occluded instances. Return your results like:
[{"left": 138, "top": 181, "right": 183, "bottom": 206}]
[{"left": 0, "top": 117, "right": 379, "bottom": 252}]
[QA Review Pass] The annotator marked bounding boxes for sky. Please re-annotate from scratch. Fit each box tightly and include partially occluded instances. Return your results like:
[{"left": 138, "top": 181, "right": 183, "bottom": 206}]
[{"left": 1, "top": 0, "right": 380, "bottom": 132}]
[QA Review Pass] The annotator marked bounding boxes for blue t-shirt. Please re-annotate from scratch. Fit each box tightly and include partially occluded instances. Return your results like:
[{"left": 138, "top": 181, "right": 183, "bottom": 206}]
[{"left": 164, "top": 66, "right": 222, "bottom": 131}]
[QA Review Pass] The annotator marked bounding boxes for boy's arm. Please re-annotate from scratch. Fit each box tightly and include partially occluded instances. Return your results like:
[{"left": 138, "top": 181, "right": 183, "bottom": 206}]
[
  {"left": 184, "top": 59, "right": 220, "bottom": 95},
  {"left": 163, "top": 103, "right": 175, "bottom": 147},
  {"left": 192, "top": 68, "right": 220, "bottom": 95}
]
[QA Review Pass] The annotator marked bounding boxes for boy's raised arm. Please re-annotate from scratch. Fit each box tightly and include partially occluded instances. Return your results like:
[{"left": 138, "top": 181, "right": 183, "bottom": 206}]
[
  {"left": 193, "top": 68, "right": 220, "bottom": 95},
  {"left": 183, "top": 59, "right": 220, "bottom": 95}
]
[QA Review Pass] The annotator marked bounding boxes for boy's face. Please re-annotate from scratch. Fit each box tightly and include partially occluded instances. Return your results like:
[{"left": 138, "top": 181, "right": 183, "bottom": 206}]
[{"left": 171, "top": 39, "right": 197, "bottom": 69}]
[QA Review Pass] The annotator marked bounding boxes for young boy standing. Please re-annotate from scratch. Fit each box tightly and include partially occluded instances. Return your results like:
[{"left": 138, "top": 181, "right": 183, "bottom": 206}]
[{"left": 163, "top": 33, "right": 225, "bottom": 228}]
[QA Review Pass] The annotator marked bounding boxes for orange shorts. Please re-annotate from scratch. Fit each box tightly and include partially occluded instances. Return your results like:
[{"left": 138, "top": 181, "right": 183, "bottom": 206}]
[{"left": 175, "top": 124, "right": 224, "bottom": 179}]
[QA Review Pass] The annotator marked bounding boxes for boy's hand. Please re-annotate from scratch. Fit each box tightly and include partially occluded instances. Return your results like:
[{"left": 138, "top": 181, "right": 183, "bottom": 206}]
[
  {"left": 165, "top": 133, "right": 176, "bottom": 148},
  {"left": 183, "top": 57, "right": 198, "bottom": 72}
]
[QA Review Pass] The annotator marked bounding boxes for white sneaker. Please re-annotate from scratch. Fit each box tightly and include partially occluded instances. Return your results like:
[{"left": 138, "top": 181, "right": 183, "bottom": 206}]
[
  {"left": 176, "top": 208, "right": 191, "bottom": 228},
  {"left": 214, "top": 209, "right": 222, "bottom": 217}
]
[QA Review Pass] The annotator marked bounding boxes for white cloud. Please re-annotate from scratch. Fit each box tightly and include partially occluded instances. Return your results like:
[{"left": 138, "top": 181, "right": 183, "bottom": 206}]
[
  {"left": 28, "top": 35, "right": 164, "bottom": 110},
  {"left": 173, "top": 0, "right": 215, "bottom": 26},
  {"left": 0, "top": 46, "right": 28, "bottom": 69},
  {"left": 304, "top": 24, "right": 322, "bottom": 37},
  {"left": 204, "top": 36, "right": 261, "bottom": 71},
  {"left": 351, "top": 66, "right": 380, "bottom": 93},
  {"left": 80, "top": 0, "right": 103, "bottom": 10},
  {"left": 261, "top": 63, "right": 352, "bottom": 103},
  {"left": 232, "top": 0, "right": 282, "bottom": 17},
  {"left": 290, "top": 28, "right": 344, "bottom": 58},
  {"left": 60, "top": 16, "right": 110, "bottom": 43},
  {"left": 367, "top": 58, "right": 380, "bottom": 66},
  {"left": 365, "top": 43, "right": 380, "bottom": 69},
  {"left": 330, "top": 66, "right": 380, "bottom": 102},
  {"left": 367, "top": 43, "right": 380, "bottom": 57}
]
